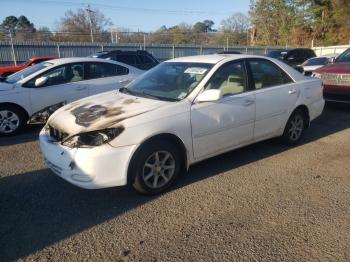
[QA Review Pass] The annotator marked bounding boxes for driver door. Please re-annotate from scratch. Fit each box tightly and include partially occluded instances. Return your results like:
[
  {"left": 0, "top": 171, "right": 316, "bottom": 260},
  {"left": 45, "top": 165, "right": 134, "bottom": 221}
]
[
  {"left": 191, "top": 60, "right": 256, "bottom": 160},
  {"left": 27, "top": 63, "right": 88, "bottom": 116}
]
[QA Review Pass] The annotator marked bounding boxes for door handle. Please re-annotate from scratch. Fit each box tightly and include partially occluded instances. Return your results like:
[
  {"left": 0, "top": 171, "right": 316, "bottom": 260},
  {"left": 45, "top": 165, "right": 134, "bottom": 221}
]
[
  {"left": 243, "top": 99, "right": 255, "bottom": 106},
  {"left": 119, "top": 79, "right": 131, "bottom": 84},
  {"left": 75, "top": 86, "right": 87, "bottom": 91},
  {"left": 289, "top": 89, "right": 297, "bottom": 94}
]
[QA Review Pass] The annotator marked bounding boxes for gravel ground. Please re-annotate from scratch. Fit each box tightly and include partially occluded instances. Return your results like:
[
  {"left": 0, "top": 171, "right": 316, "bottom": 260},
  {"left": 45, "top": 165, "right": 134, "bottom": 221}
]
[{"left": 0, "top": 104, "right": 349, "bottom": 261}]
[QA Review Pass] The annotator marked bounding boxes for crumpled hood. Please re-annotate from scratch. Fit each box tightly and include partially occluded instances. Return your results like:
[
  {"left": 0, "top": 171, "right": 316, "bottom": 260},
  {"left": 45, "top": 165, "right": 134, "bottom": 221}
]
[
  {"left": 315, "top": 62, "right": 350, "bottom": 74},
  {"left": 48, "top": 91, "right": 168, "bottom": 135},
  {"left": 0, "top": 82, "right": 15, "bottom": 91}
]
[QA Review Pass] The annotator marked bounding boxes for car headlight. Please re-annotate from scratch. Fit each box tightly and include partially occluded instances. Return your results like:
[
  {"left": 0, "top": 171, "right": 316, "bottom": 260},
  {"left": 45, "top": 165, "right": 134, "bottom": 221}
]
[
  {"left": 312, "top": 73, "right": 321, "bottom": 79},
  {"left": 61, "top": 127, "right": 124, "bottom": 148}
]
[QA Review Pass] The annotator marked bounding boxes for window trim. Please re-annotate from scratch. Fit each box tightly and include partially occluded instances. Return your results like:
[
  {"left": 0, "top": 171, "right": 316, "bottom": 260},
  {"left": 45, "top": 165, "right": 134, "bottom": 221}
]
[{"left": 246, "top": 58, "right": 294, "bottom": 91}]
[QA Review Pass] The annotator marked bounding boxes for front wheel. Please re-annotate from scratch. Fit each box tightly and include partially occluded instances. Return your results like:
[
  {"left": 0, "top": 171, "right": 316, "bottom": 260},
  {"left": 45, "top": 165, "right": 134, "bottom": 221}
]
[
  {"left": 0, "top": 106, "right": 27, "bottom": 136},
  {"left": 281, "top": 109, "right": 306, "bottom": 145},
  {"left": 130, "top": 140, "right": 182, "bottom": 195}
]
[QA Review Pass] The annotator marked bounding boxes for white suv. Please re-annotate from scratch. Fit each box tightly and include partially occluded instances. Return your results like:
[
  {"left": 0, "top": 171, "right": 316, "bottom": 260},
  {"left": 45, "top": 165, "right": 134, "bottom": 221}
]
[{"left": 0, "top": 58, "right": 143, "bottom": 135}]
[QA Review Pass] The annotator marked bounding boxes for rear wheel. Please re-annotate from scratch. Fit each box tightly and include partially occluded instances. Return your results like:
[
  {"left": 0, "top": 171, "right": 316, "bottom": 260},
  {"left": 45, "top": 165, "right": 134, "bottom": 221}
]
[
  {"left": 130, "top": 140, "right": 182, "bottom": 195},
  {"left": 0, "top": 105, "right": 27, "bottom": 136},
  {"left": 281, "top": 109, "right": 306, "bottom": 145}
]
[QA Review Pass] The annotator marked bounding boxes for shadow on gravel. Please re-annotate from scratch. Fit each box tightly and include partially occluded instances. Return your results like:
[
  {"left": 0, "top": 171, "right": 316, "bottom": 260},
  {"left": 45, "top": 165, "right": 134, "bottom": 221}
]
[
  {"left": 0, "top": 124, "right": 43, "bottom": 147},
  {"left": 0, "top": 104, "right": 349, "bottom": 261}
]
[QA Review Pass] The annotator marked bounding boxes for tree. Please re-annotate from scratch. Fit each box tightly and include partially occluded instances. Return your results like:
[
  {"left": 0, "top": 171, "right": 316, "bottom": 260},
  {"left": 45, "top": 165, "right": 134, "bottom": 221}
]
[
  {"left": 56, "top": 7, "right": 112, "bottom": 42},
  {"left": 217, "top": 12, "right": 250, "bottom": 45},
  {"left": 0, "top": 15, "right": 36, "bottom": 41}
]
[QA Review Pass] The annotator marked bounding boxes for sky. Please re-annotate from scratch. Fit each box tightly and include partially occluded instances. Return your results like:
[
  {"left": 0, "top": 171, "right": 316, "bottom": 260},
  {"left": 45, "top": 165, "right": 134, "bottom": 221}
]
[{"left": 0, "top": 0, "right": 250, "bottom": 32}]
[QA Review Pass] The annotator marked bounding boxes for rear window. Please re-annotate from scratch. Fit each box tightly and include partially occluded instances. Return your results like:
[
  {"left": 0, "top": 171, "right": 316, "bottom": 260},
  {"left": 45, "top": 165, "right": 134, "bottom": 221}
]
[{"left": 116, "top": 55, "right": 137, "bottom": 65}]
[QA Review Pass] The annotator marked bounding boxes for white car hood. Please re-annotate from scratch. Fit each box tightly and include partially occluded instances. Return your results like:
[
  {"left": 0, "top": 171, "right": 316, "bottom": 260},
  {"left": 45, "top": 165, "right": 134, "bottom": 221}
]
[
  {"left": 48, "top": 91, "right": 168, "bottom": 135},
  {"left": 0, "top": 82, "right": 15, "bottom": 91}
]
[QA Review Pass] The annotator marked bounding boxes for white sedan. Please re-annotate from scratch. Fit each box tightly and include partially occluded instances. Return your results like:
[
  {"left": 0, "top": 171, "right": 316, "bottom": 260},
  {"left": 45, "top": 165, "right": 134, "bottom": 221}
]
[
  {"left": 40, "top": 54, "right": 324, "bottom": 194},
  {"left": 0, "top": 57, "right": 143, "bottom": 135}
]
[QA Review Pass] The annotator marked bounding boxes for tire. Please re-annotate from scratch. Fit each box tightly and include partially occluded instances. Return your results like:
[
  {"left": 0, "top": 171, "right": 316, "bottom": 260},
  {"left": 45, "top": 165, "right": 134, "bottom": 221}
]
[
  {"left": 281, "top": 109, "right": 306, "bottom": 145},
  {"left": 0, "top": 105, "right": 27, "bottom": 136},
  {"left": 130, "top": 140, "right": 182, "bottom": 195}
]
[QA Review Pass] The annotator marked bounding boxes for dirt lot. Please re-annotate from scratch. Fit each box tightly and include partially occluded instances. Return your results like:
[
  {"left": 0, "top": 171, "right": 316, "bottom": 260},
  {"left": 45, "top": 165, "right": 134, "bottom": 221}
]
[{"left": 0, "top": 104, "right": 349, "bottom": 261}]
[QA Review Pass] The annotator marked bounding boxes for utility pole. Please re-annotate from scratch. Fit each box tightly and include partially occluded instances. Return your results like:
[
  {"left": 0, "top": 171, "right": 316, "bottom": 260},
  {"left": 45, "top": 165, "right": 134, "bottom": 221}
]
[{"left": 86, "top": 5, "right": 94, "bottom": 43}]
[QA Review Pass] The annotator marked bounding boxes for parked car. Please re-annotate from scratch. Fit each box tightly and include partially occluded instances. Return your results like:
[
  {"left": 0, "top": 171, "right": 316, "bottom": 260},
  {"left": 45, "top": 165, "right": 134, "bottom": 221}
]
[
  {"left": 267, "top": 48, "right": 316, "bottom": 72},
  {"left": 0, "top": 56, "right": 57, "bottom": 77},
  {"left": 266, "top": 49, "right": 289, "bottom": 60},
  {"left": 90, "top": 50, "right": 159, "bottom": 70},
  {"left": 301, "top": 55, "right": 336, "bottom": 76},
  {"left": 313, "top": 48, "right": 350, "bottom": 103},
  {"left": 39, "top": 54, "right": 324, "bottom": 195},
  {"left": 217, "top": 51, "right": 241, "bottom": 54},
  {"left": 0, "top": 57, "right": 143, "bottom": 136}
]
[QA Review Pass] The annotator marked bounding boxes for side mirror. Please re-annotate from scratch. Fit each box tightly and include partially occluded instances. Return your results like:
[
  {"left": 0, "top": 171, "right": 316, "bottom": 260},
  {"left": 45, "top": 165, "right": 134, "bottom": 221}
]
[
  {"left": 329, "top": 57, "right": 335, "bottom": 64},
  {"left": 196, "top": 89, "right": 222, "bottom": 103},
  {"left": 35, "top": 76, "right": 48, "bottom": 87}
]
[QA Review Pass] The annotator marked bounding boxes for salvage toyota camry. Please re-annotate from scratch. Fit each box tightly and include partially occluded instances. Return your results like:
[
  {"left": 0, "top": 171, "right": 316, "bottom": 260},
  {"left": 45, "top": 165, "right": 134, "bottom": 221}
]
[{"left": 40, "top": 54, "right": 325, "bottom": 194}]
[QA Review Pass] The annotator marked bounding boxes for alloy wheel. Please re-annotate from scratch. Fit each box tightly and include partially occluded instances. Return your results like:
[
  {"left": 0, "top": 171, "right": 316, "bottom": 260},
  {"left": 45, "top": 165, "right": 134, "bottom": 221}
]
[
  {"left": 142, "top": 150, "right": 176, "bottom": 189},
  {"left": 0, "top": 110, "right": 20, "bottom": 134},
  {"left": 288, "top": 114, "right": 304, "bottom": 142}
]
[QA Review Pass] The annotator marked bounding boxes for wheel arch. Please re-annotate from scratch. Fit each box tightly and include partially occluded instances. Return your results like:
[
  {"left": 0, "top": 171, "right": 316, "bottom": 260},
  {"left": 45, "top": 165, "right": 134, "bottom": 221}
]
[
  {"left": 127, "top": 132, "right": 189, "bottom": 184},
  {"left": 0, "top": 102, "right": 30, "bottom": 121},
  {"left": 294, "top": 104, "right": 310, "bottom": 128}
]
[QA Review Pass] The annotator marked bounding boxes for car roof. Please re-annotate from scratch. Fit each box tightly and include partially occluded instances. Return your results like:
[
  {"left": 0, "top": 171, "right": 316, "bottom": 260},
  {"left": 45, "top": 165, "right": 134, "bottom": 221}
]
[
  {"left": 46, "top": 57, "right": 126, "bottom": 66},
  {"left": 166, "top": 54, "right": 279, "bottom": 64}
]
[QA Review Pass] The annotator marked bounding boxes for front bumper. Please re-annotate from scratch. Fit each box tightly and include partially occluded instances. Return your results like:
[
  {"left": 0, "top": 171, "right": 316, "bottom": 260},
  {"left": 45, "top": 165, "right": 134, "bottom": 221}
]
[
  {"left": 39, "top": 130, "right": 137, "bottom": 189},
  {"left": 323, "top": 85, "right": 350, "bottom": 103}
]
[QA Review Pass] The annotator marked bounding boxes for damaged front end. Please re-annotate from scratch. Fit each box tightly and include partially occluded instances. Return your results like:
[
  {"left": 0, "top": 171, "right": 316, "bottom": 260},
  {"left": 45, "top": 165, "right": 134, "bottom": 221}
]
[{"left": 29, "top": 102, "right": 66, "bottom": 124}]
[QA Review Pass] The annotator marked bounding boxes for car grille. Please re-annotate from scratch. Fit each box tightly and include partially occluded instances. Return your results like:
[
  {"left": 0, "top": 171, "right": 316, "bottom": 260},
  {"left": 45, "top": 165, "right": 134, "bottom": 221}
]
[
  {"left": 320, "top": 73, "right": 350, "bottom": 86},
  {"left": 48, "top": 125, "right": 68, "bottom": 142}
]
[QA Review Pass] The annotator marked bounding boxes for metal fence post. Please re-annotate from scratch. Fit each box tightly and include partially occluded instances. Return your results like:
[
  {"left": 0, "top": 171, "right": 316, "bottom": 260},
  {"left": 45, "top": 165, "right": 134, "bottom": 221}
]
[
  {"left": 172, "top": 45, "right": 175, "bottom": 59},
  {"left": 101, "top": 44, "right": 104, "bottom": 51},
  {"left": 200, "top": 45, "right": 202, "bottom": 55},
  {"left": 9, "top": 31, "right": 17, "bottom": 66},
  {"left": 57, "top": 43, "right": 61, "bottom": 58}
]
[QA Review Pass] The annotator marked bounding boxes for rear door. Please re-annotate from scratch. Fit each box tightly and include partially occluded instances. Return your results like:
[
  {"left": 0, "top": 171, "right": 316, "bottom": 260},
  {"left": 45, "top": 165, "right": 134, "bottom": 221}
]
[
  {"left": 26, "top": 62, "right": 88, "bottom": 115},
  {"left": 247, "top": 58, "right": 298, "bottom": 140},
  {"left": 82, "top": 62, "right": 132, "bottom": 96}
]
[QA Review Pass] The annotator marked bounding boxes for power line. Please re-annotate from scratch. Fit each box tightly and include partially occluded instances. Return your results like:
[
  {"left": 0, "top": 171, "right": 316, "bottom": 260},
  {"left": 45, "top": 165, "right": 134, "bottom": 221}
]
[{"left": 2, "top": 0, "right": 232, "bottom": 16}]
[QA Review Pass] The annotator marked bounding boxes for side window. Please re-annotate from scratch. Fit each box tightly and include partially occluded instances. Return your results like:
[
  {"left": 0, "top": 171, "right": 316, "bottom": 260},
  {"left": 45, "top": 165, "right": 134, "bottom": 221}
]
[
  {"left": 116, "top": 54, "right": 136, "bottom": 65},
  {"left": 205, "top": 61, "right": 247, "bottom": 97},
  {"left": 139, "top": 55, "right": 154, "bottom": 64},
  {"left": 25, "top": 63, "right": 84, "bottom": 88},
  {"left": 86, "top": 62, "right": 129, "bottom": 80},
  {"left": 248, "top": 59, "right": 293, "bottom": 89}
]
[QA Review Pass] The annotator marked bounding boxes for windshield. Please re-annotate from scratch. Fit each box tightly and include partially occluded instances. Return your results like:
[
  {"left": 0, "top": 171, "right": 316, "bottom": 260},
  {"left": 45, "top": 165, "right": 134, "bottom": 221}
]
[
  {"left": 302, "top": 57, "right": 329, "bottom": 66},
  {"left": 335, "top": 49, "right": 350, "bottom": 63},
  {"left": 5, "top": 62, "right": 52, "bottom": 84},
  {"left": 122, "top": 62, "right": 213, "bottom": 101}
]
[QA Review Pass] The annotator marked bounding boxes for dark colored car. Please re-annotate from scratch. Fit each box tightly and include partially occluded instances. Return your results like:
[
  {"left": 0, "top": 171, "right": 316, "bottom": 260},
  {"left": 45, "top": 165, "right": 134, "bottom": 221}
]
[
  {"left": 217, "top": 51, "right": 241, "bottom": 54},
  {"left": 267, "top": 48, "right": 316, "bottom": 71},
  {"left": 314, "top": 48, "right": 350, "bottom": 103},
  {"left": 90, "top": 50, "right": 159, "bottom": 70},
  {"left": 0, "top": 56, "right": 57, "bottom": 77}
]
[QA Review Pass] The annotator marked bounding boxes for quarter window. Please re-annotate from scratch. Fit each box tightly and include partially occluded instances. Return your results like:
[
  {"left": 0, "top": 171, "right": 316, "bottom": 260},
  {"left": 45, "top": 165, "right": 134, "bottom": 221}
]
[
  {"left": 248, "top": 59, "right": 293, "bottom": 89},
  {"left": 86, "top": 63, "right": 129, "bottom": 80},
  {"left": 205, "top": 61, "right": 247, "bottom": 97}
]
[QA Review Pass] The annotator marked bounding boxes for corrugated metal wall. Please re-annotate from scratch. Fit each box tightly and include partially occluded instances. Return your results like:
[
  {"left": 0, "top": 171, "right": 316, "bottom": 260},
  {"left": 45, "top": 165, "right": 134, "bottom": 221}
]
[{"left": 0, "top": 41, "right": 279, "bottom": 66}]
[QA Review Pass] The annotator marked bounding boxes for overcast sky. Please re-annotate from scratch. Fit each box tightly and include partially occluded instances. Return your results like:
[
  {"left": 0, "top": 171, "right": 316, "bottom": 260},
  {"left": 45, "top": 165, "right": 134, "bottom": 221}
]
[{"left": 0, "top": 0, "right": 250, "bottom": 31}]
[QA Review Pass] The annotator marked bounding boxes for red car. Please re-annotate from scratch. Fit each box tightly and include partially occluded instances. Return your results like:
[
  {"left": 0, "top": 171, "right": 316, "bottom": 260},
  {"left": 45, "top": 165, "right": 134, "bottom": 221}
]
[
  {"left": 314, "top": 48, "right": 350, "bottom": 103},
  {"left": 0, "top": 56, "right": 57, "bottom": 77}
]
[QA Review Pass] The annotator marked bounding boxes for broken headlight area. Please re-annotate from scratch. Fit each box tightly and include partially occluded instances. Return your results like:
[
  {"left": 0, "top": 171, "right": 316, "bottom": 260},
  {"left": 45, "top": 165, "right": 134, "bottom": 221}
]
[
  {"left": 29, "top": 102, "right": 66, "bottom": 124},
  {"left": 61, "top": 127, "right": 124, "bottom": 148}
]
